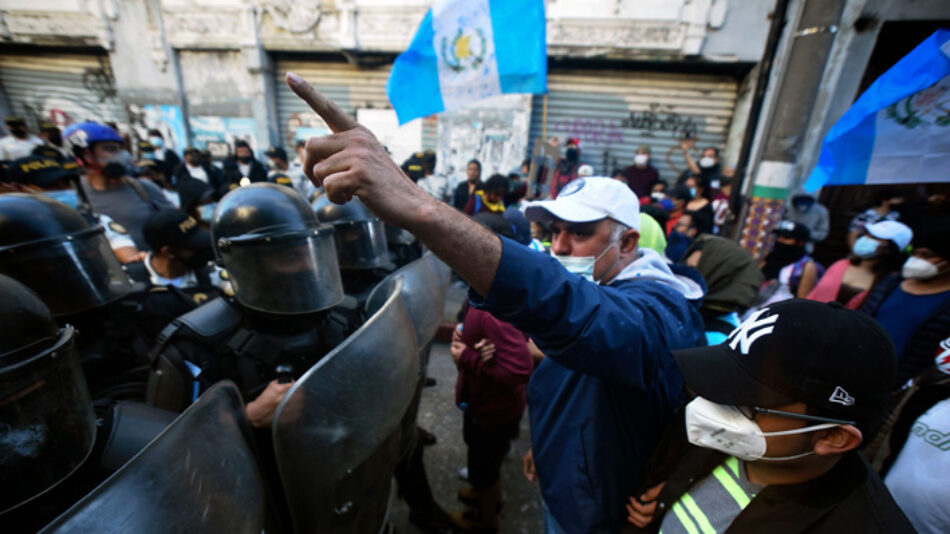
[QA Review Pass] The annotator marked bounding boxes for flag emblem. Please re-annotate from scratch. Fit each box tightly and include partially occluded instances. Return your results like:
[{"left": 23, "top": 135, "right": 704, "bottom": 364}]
[{"left": 442, "top": 28, "right": 487, "bottom": 73}]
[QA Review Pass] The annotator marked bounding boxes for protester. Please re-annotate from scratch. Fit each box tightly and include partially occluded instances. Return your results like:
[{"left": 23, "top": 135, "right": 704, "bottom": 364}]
[
  {"left": 666, "top": 210, "right": 712, "bottom": 264},
  {"left": 464, "top": 174, "right": 508, "bottom": 215},
  {"left": 669, "top": 138, "right": 721, "bottom": 189},
  {"left": 665, "top": 186, "right": 693, "bottom": 235},
  {"left": 175, "top": 147, "right": 224, "bottom": 192},
  {"left": 848, "top": 188, "right": 905, "bottom": 247},
  {"left": 452, "top": 159, "right": 482, "bottom": 211},
  {"left": 0, "top": 116, "right": 43, "bottom": 160},
  {"left": 753, "top": 221, "right": 822, "bottom": 307},
  {"left": 711, "top": 178, "right": 733, "bottom": 233},
  {"left": 683, "top": 174, "right": 715, "bottom": 228},
  {"left": 450, "top": 293, "right": 533, "bottom": 532},
  {"left": 783, "top": 189, "right": 830, "bottom": 247},
  {"left": 222, "top": 140, "right": 267, "bottom": 185},
  {"left": 66, "top": 122, "right": 175, "bottom": 250},
  {"left": 806, "top": 220, "right": 911, "bottom": 309},
  {"left": 681, "top": 234, "right": 764, "bottom": 344},
  {"left": 549, "top": 138, "right": 581, "bottom": 198},
  {"left": 859, "top": 217, "right": 950, "bottom": 387},
  {"left": 417, "top": 150, "right": 449, "bottom": 202},
  {"left": 283, "top": 76, "right": 707, "bottom": 530},
  {"left": 625, "top": 300, "right": 914, "bottom": 533},
  {"left": 878, "top": 345, "right": 950, "bottom": 534},
  {"left": 144, "top": 129, "right": 181, "bottom": 179},
  {"left": 623, "top": 146, "right": 660, "bottom": 198},
  {"left": 137, "top": 159, "right": 180, "bottom": 207}
]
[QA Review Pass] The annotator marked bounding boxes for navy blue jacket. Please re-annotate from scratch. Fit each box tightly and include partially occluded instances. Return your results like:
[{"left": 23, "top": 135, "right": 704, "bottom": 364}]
[{"left": 471, "top": 237, "right": 703, "bottom": 532}]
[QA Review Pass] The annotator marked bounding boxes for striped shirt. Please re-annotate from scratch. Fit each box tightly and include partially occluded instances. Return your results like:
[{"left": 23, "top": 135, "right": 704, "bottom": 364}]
[{"left": 659, "top": 456, "right": 763, "bottom": 534}]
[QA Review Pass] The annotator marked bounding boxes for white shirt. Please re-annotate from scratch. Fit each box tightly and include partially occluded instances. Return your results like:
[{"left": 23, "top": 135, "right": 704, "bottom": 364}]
[
  {"left": 186, "top": 164, "right": 208, "bottom": 183},
  {"left": 144, "top": 252, "right": 199, "bottom": 288},
  {"left": 885, "top": 397, "right": 950, "bottom": 534},
  {"left": 238, "top": 162, "right": 251, "bottom": 177},
  {"left": 0, "top": 134, "right": 43, "bottom": 160}
]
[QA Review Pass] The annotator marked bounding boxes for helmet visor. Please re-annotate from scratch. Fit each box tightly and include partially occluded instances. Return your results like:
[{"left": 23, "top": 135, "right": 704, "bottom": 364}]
[
  {"left": 332, "top": 219, "right": 389, "bottom": 270},
  {"left": 0, "top": 326, "right": 96, "bottom": 513},
  {"left": 219, "top": 227, "right": 343, "bottom": 314},
  {"left": 0, "top": 228, "right": 133, "bottom": 316}
]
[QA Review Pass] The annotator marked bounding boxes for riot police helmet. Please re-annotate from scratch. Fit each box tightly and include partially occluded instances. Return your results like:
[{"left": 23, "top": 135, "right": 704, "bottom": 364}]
[
  {"left": 212, "top": 183, "right": 343, "bottom": 314},
  {"left": 0, "top": 274, "right": 96, "bottom": 514},
  {"left": 0, "top": 193, "right": 133, "bottom": 316},
  {"left": 313, "top": 194, "right": 390, "bottom": 270}
]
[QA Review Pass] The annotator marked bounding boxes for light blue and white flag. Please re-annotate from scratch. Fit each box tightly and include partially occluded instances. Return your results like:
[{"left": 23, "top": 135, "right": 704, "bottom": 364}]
[
  {"left": 805, "top": 29, "right": 950, "bottom": 192},
  {"left": 386, "top": 0, "right": 547, "bottom": 125}
]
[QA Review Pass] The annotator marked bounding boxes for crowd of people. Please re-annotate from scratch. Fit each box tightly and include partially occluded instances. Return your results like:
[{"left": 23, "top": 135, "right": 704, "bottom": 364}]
[{"left": 1, "top": 70, "right": 949, "bottom": 534}]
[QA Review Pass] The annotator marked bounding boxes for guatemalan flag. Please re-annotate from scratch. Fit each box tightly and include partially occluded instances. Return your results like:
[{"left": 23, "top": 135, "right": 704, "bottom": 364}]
[
  {"left": 805, "top": 29, "right": 950, "bottom": 192},
  {"left": 386, "top": 0, "right": 547, "bottom": 125}
]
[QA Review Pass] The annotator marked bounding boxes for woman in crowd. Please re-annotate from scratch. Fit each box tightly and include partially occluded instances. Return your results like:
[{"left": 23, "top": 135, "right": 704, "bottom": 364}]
[{"left": 807, "top": 220, "right": 911, "bottom": 309}]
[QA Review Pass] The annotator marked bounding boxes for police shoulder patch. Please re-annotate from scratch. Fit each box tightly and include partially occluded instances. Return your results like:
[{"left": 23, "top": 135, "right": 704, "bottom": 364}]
[
  {"left": 192, "top": 293, "right": 209, "bottom": 305},
  {"left": 219, "top": 269, "right": 229, "bottom": 280},
  {"left": 108, "top": 221, "right": 128, "bottom": 234}
]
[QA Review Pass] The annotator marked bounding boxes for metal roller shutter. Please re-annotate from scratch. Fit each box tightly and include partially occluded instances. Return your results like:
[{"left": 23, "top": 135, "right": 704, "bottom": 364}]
[
  {"left": 529, "top": 69, "right": 739, "bottom": 185},
  {"left": 273, "top": 58, "right": 436, "bottom": 152},
  {"left": 0, "top": 53, "right": 126, "bottom": 130}
]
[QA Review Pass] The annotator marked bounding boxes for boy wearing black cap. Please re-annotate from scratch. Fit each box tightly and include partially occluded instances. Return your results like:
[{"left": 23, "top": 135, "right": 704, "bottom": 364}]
[{"left": 626, "top": 300, "right": 914, "bottom": 533}]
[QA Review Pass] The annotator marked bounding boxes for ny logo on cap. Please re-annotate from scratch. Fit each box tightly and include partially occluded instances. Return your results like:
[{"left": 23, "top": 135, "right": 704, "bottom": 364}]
[
  {"left": 727, "top": 308, "right": 778, "bottom": 355},
  {"left": 829, "top": 386, "right": 855, "bottom": 406},
  {"left": 558, "top": 179, "right": 586, "bottom": 197}
]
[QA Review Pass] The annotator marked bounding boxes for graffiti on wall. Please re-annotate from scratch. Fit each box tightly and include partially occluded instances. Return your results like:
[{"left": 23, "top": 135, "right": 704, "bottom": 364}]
[
  {"left": 553, "top": 117, "right": 625, "bottom": 146},
  {"left": 190, "top": 116, "right": 258, "bottom": 158},
  {"left": 621, "top": 102, "right": 698, "bottom": 138}
]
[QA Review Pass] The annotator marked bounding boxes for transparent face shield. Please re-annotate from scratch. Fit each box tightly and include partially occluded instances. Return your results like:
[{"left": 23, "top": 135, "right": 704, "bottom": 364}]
[
  {"left": 331, "top": 219, "right": 390, "bottom": 270},
  {"left": 0, "top": 326, "right": 96, "bottom": 514},
  {"left": 0, "top": 227, "right": 133, "bottom": 316},
  {"left": 217, "top": 226, "right": 344, "bottom": 315}
]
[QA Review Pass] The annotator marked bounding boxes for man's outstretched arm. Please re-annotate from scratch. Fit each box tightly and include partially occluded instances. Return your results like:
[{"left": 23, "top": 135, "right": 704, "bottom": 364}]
[{"left": 286, "top": 72, "right": 500, "bottom": 296}]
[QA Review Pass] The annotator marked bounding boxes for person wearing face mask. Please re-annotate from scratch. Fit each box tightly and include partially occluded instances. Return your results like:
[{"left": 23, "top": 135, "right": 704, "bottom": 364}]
[
  {"left": 0, "top": 116, "right": 43, "bottom": 160},
  {"left": 549, "top": 138, "right": 581, "bottom": 198},
  {"left": 144, "top": 129, "right": 181, "bottom": 180},
  {"left": 625, "top": 299, "right": 914, "bottom": 533},
  {"left": 5, "top": 155, "right": 143, "bottom": 263},
  {"left": 221, "top": 140, "right": 268, "bottom": 187},
  {"left": 141, "top": 210, "right": 228, "bottom": 298},
  {"left": 671, "top": 137, "right": 722, "bottom": 189},
  {"left": 174, "top": 147, "right": 223, "bottom": 193},
  {"left": 847, "top": 188, "right": 905, "bottom": 248},
  {"left": 860, "top": 218, "right": 950, "bottom": 386},
  {"left": 749, "top": 221, "right": 823, "bottom": 313},
  {"left": 806, "top": 220, "right": 911, "bottom": 309},
  {"left": 66, "top": 122, "right": 175, "bottom": 251},
  {"left": 665, "top": 210, "right": 713, "bottom": 264},
  {"left": 176, "top": 175, "right": 217, "bottom": 228},
  {"left": 623, "top": 146, "right": 660, "bottom": 198},
  {"left": 782, "top": 189, "right": 830, "bottom": 249}
]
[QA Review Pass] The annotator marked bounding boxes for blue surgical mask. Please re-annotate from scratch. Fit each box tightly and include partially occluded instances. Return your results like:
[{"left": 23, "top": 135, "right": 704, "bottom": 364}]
[
  {"left": 689, "top": 187, "right": 697, "bottom": 198},
  {"left": 198, "top": 202, "right": 217, "bottom": 222},
  {"left": 551, "top": 238, "right": 620, "bottom": 283},
  {"left": 41, "top": 189, "right": 80, "bottom": 209},
  {"left": 852, "top": 236, "right": 880, "bottom": 259},
  {"left": 149, "top": 136, "right": 164, "bottom": 149}
]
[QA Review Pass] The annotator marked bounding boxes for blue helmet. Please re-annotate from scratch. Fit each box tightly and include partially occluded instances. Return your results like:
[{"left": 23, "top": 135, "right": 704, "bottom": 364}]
[{"left": 63, "top": 122, "right": 123, "bottom": 158}]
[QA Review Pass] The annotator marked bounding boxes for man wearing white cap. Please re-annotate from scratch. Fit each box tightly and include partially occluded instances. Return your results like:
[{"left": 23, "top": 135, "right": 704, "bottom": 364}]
[{"left": 285, "top": 70, "right": 705, "bottom": 533}]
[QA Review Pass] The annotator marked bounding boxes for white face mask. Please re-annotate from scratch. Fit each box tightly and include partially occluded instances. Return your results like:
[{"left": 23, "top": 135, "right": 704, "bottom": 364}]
[
  {"left": 684, "top": 397, "right": 839, "bottom": 462},
  {"left": 699, "top": 156, "right": 716, "bottom": 169},
  {"left": 902, "top": 256, "right": 946, "bottom": 280},
  {"left": 634, "top": 154, "right": 649, "bottom": 165},
  {"left": 551, "top": 238, "right": 621, "bottom": 284}
]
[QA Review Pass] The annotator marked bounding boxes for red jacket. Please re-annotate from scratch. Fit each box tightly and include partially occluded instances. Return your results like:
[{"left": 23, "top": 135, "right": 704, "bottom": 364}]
[{"left": 455, "top": 308, "right": 533, "bottom": 426}]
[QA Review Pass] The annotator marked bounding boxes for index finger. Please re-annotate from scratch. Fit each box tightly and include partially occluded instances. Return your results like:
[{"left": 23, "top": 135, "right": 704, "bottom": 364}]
[{"left": 286, "top": 71, "right": 358, "bottom": 133}]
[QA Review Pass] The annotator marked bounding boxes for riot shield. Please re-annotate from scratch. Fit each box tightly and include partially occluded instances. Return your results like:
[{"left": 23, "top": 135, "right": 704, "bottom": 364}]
[
  {"left": 273, "top": 278, "right": 418, "bottom": 533},
  {"left": 40, "top": 382, "right": 266, "bottom": 534}
]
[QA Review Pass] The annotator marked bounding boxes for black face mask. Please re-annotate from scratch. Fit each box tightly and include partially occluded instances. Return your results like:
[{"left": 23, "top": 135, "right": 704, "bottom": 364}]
[
  {"left": 565, "top": 148, "right": 579, "bottom": 163},
  {"left": 11, "top": 126, "right": 27, "bottom": 138},
  {"left": 237, "top": 156, "right": 252, "bottom": 164},
  {"left": 46, "top": 131, "right": 63, "bottom": 146},
  {"left": 762, "top": 242, "right": 806, "bottom": 280},
  {"left": 180, "top": 246, "right": 215, "bottom": 271},
  {"left": 103, "top": 162, "right": 128, "bottom": 180}
]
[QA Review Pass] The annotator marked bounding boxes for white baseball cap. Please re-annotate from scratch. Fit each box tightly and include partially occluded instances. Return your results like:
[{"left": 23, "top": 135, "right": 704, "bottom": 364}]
[
  {"left": 524, "top": 177, "right": 640, "bottom": 230},
  {"left": 866, "top": 220, "right": 913, "bottom": 250}
]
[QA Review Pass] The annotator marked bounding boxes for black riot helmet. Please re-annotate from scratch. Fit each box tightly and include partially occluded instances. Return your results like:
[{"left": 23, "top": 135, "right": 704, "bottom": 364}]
[
  {"left": 313, "top": 194, "right": 391, "bottom": 271},
  {"left": 0, "top": 274, "right": 96, "bottom": 515},
  {"left": 0, "top": 193, "right": 133, "bottom": 316},
  {"left": 212, "top": 183, "right": 343, "bottom": 314}
]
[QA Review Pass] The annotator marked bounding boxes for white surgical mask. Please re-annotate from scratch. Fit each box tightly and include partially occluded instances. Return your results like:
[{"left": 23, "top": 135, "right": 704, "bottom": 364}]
[
  {"left": 634, "top": 154, "right": 649, "bottom": 165},
  {"left": 699, "top": 157, "right": 716, "bottom": 169},
  {"left": 902, "top": 256, "right": 946, "bottom": 280},
  {"left": 684, "top": 397, "right": 839, "bottom": 462},
  {"left": 551, "top": 238, "right": 621, "bottom": 284},
  {"left": 852, "top": 236, "right": 880, "bottom": 259}
]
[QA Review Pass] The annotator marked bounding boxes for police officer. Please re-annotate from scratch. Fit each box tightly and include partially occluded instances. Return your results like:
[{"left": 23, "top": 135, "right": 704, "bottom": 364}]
[
  {"left": 5, "top": 154, "right": 144, "bottom": 263},
  {"left": 0, "top": 193, "right": 212, "bottom": 403},
  {"left": 314, "top": 194, "right": 394, "bottom": 303},
  {"left": 141, "top": 209, "right": 228, "bottom": 300},
  {"left": 146, "top": 183, "right": 361, "bottom": 424}
]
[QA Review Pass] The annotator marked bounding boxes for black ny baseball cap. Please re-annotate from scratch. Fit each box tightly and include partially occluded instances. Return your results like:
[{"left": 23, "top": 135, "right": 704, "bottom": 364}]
[
  {"left": 142, "top": 209, "right": 210, "bottom": 252},
  {"left": 8, "top": 156, "right": 79, "bottom": 187},
  {"left": 672, "top": 300, "right": 896, "bottom": 428}
]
